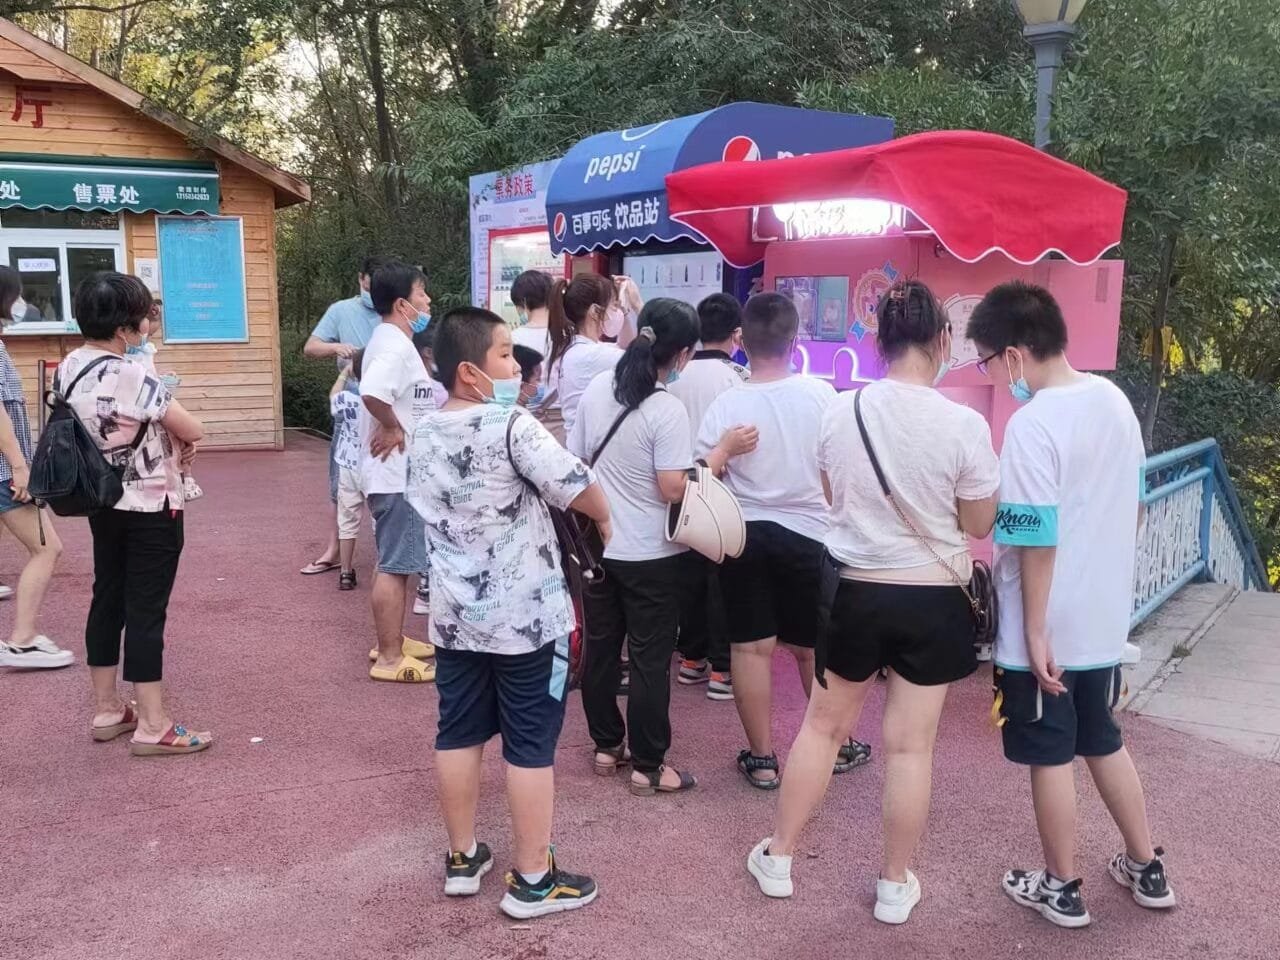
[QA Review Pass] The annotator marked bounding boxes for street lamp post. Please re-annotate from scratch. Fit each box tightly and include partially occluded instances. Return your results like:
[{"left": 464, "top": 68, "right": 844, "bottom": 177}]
[{"left": 1012, "top": 0, "right": 1088, "bottom": 150}]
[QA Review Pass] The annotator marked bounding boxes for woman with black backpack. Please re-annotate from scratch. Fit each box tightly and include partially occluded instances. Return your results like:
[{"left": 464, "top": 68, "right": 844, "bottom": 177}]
[
  {"left": 56, "top": 271, "right": 209, "bottom": 756},
  {"left": 0, "top": 266, "right": 68, "bottom": 672}
]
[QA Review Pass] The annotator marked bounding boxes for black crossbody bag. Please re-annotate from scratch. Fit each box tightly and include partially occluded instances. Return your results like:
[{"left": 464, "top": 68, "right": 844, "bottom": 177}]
[
  {"left": 853, "top": 389, "right": 998, "bottom": 648},
  {"left": 504, "top": 405, "right": 634, "bottom": 584}
]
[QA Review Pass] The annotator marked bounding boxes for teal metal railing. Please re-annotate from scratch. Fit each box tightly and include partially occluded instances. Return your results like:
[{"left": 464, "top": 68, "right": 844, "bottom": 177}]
[{"left": 1132, "top": 439, "right": 1270, "bottom": 627}]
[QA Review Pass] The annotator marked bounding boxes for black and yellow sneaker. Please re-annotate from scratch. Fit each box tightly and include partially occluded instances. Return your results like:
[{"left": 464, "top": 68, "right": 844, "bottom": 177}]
[
  {"left": 499, "top": 851, "right": 597, "bottom": 919},
  {"left": 444, "top": 842, "right": 493, "bottom": 896}
]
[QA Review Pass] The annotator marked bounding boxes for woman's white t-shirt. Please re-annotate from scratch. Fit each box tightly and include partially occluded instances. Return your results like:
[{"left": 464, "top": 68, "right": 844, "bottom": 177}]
[
  {"left": 568, "top": 370, "right": 692, "bottom": 562},
  {"left": 819, "top": 379, "right": 999, "bottom": 570},
  {"left": 512, "top": 325, "right": 552, "bottom": 369},
  {"left": 550, "top": 336, "right": 621, "bottom": 440}
]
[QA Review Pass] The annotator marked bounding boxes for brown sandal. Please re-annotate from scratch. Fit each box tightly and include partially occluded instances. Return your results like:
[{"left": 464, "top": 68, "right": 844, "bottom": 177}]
[
  {"left": 630, "top": 765, "right": 697, "bottom": 797},
  {"left": 129, "top": 723, "right": 213, "bottom": 757},
  {"left": 593, "top": 743, "right": 631, "bottom": 776},
  {"left": 92, "top": 702, "right": 138, "bottom": 742}
]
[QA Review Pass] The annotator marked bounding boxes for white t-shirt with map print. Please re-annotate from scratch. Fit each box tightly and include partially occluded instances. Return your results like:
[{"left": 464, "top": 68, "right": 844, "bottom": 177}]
[
  {"left": 330, "top": 385, "right": 362, "bottom": 472},
  {"left": 407, "top": 405, "right": 594, "bottom": 655}
]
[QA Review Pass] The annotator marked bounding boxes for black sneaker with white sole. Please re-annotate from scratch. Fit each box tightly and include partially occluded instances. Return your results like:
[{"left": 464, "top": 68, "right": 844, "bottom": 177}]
[
  {"left": 444, "top": 842, "right": 493, "bottom": 896},
  {"left": 499, "top": 852, "right": 597, "bottom": 919},
  {"left": 1003, "top": 868, "right": 1091, "bottom": 928},
  {"left": 1109, "top": 847, "right": 1175, "bottom": 909}
]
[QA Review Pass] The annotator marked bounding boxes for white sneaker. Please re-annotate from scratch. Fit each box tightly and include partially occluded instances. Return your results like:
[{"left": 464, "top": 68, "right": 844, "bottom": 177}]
[
  {"left": 874, "top": 871, "right": 921, "bottom": 924},
  {"left": 975, "top": 642, "right": 993, "bottom": 662},
  {"left": 747, "top": 838, "right": 793, "bottom": 898},
  {"left": 0, "top": 583, "right": 12, "bottom": 601},
  {"left": 1122, "top": 641, "right": 1142, "bottom": 664},
  {"left": 182, "top": 476, "right": 204, "bottom": 501},
  {"left": 413, "top": 580, "right": 430, "bottom": 616},
  {"left": 0, "top": 635, "right": 74, "bottom": 670}
]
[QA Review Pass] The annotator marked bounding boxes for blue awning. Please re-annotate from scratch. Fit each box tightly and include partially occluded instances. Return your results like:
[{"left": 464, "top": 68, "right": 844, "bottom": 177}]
[{"left": 546, "top": 102, "right": 893, "bottom": 255}]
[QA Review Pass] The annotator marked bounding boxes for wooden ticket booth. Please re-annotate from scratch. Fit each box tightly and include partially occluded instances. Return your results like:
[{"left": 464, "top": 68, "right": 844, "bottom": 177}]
[{"left": 0, "top": 18, "right": 309, "bottom": 449}]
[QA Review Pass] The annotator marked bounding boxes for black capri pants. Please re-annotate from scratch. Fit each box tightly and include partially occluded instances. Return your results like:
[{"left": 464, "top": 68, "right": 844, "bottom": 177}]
[{"left": 85, "top": 508, "right": 185, "bottom": 683}]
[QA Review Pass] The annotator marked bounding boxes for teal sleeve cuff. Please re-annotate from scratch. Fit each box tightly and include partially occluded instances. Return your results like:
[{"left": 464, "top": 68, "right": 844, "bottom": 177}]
[{"left": 994, "top": 503, "right": 1059, "bottom": 546}]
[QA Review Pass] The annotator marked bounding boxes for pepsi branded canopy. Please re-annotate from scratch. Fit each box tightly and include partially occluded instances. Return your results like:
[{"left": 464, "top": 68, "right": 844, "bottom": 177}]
[{"left": 545, "top": 102, "right": 893, "bottom": 256}]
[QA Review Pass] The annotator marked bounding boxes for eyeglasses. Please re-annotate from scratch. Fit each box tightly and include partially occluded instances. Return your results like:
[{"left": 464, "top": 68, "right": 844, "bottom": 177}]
[{"left": 975, "top": 349, "right": 1003, "bottom": 376}]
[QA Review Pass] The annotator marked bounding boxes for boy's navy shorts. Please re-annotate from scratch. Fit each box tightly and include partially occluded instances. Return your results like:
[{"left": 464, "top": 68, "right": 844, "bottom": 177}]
[
  {"left": 435, "top": 638, "right": 570, "bottom": 768},
  {"left": 995, "top": 664, "right": 1125, "bottom": 766}
]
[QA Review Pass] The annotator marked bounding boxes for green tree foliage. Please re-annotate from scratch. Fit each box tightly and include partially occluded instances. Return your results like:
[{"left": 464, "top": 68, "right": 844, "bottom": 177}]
[{"left": 5, "top": 0, "right": 1279, "bottom": 572}]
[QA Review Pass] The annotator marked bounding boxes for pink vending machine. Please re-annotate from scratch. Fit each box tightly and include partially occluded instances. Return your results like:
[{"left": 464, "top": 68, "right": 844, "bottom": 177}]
[{"left": 664, "top": 130, "right": 1129, "bottom": 449}]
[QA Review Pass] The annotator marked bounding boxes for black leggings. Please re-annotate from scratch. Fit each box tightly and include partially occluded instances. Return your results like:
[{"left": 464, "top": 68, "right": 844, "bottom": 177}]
[
  {"left": 581, "top": 554, "right": 685, "bottom": 773},
  {"left": 85, "top": 508, "right": 184, "bottom": 683}
]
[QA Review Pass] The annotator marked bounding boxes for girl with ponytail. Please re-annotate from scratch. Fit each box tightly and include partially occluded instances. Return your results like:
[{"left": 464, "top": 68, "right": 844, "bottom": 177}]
[
  {"left": 567, "top": 298, "right": 752, "bottom": 796},
  {"left": 544, "top": 274, "right": 638, "bottom": 441}
]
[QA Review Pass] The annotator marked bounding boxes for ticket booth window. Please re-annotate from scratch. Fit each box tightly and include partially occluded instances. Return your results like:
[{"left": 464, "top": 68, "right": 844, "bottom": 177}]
[{"left": 0, "top": 210, "right": 125, "bottom": 334}]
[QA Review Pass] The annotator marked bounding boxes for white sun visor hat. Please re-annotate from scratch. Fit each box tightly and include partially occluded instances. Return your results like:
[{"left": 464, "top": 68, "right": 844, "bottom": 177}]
[{"left": 665, "top": 465, "right": 746, "bottom": 563}]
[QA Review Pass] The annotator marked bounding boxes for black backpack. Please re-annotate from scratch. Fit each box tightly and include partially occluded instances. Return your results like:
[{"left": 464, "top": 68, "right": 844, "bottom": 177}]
[{"left": 29, "top": 356, "right": 147, "bottom": 517}]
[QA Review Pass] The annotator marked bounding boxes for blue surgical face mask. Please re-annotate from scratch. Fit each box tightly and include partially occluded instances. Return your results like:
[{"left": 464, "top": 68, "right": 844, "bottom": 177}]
[
  {"left": 933, "top": 359, "right": 952, "bottom": 387},
  {"left": 410, "top": 311, "right": 431, "bottom": 334},
  {"left": 359, "top": 289, "right": 374, "bottom": 310},
  {"left": 477, "top": 368, "right": 521, "bottom": 407},
  {"left": 664, "top": 368, "right": 681, "bottom": 386},
  {"left": 1007, "top": 350, "right": 1034, "bottom": 403},
  {"left": 526, "top": 383, "right": 548, "bottom": 408},
  {"left": 125, "top": 332, "right": 149, "bottom": 356},
  {"left": 516, "top": 310, "right": 529, "bottom": 326}
]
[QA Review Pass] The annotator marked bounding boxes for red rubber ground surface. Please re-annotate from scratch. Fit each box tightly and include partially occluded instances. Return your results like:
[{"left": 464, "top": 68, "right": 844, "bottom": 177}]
[{"left": 3, "top": 435, "right": 1277, "bottom": 960}]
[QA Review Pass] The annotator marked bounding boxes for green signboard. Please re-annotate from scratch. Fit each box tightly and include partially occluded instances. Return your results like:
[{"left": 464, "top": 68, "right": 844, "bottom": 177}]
[{"left": 0, "top": 158, "right": 219, "bottom": 215}]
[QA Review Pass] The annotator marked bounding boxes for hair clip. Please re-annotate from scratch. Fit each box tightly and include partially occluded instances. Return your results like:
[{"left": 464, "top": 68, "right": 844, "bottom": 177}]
[{"left": 638, "top": 326, "right": 657, "bottom": 343}]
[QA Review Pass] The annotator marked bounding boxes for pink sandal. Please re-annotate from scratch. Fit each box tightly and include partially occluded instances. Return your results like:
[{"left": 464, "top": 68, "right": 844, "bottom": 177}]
[
  {"left": 92, "top": 703, "right": 138, "bottom": 742},
  {"left": 129, "top": 723, "right": 213, "bottom": 757}
]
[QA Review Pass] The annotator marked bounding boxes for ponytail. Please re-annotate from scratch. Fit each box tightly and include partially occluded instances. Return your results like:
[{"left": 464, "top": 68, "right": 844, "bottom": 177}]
[
  {"left": 546, "top": 274, "right": 612, "bottom": 375},
  {"left": 613, "top": 297, "right": 699, "bottom": 408},
  {"left": 547, "top": 279, "right": 572, "bottom": 374}
]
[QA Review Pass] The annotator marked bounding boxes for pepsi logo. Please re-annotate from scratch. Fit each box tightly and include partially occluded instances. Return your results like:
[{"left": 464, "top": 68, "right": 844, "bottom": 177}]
[
  {"left": 723, "top": 135, "right": 761, "bottom": 162},
  {"left": 553, "top": 211, "right": 567, "bottom": 242}
]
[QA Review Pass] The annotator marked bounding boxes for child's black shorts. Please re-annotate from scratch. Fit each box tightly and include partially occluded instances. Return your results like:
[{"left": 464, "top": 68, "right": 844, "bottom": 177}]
[
  {"left": 434, "top": 638, "right": 569, "bottom": 768},
  {"left": 720, "top": 520, "right": 824, "bottom": 648},
  {"left": 995, "top": 664, "right": 1125, "bottom": 766}
]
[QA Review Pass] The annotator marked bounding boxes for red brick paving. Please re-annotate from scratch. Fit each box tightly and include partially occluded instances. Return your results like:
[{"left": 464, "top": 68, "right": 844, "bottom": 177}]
[{"left": 2, "top": 434, "right": 1278, "bottom": 960}]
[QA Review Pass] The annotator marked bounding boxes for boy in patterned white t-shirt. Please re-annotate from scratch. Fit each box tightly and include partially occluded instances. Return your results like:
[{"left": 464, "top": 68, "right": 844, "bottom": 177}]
[{"left": 407, "top": 306, "right": 611, "bottom": 921}]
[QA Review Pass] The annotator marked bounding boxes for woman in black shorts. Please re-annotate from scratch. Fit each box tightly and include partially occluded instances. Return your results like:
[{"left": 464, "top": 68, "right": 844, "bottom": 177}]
[{"left": 746, "top": 280, "right": 999, "bottom": 925}]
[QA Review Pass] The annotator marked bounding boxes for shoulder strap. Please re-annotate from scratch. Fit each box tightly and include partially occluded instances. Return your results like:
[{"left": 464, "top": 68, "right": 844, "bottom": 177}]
[
  {"left": 854, "top": 388, "right": 971, "bottom": 595},
  {"left": 589, "top": 405, "right": 635, "bottom": 467},
  {"left": 853, "top": 389, "right": 890, "bottom": 497},
  {"left": 505, "top": 409, "right": 539, "bottom": 496},
  {"left": 53, "top": 354, "right": 114, "bottom": 401}
]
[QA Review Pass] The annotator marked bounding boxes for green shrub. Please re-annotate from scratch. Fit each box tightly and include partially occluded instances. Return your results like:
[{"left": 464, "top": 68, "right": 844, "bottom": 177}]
[{"left": 280, "top": 326, "right": 339, "bottom": 436}]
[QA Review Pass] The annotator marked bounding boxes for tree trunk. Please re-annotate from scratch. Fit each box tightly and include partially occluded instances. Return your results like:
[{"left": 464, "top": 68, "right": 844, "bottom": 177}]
[
  {"left": 1141, "top": 230, "right": 1179, "bottom": 450},
  {"left": 364, "top": 9, "right": 401, "bottom": 211}
]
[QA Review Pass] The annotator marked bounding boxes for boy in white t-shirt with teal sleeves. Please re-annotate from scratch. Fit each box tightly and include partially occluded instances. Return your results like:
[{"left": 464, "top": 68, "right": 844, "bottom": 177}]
[{"left": 969, "top": 281, "right": 1174, "bottom": 930}]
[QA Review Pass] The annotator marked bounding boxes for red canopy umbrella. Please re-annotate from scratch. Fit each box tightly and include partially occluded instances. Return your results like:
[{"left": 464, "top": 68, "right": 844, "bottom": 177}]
[{"left": 665, "top": 130, "right": 1127, "bottom": 268}]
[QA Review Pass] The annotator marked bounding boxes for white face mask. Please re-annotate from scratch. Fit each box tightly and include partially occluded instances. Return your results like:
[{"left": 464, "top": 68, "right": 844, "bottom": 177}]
[{"left": 8, "top": 296, "right": 28, "bottom": 323}]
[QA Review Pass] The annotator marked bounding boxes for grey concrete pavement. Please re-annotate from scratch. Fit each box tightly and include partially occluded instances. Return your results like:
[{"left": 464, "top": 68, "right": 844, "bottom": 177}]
[{"left": 1132, "top": 587, "right": 1280, "bottom": 762}]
